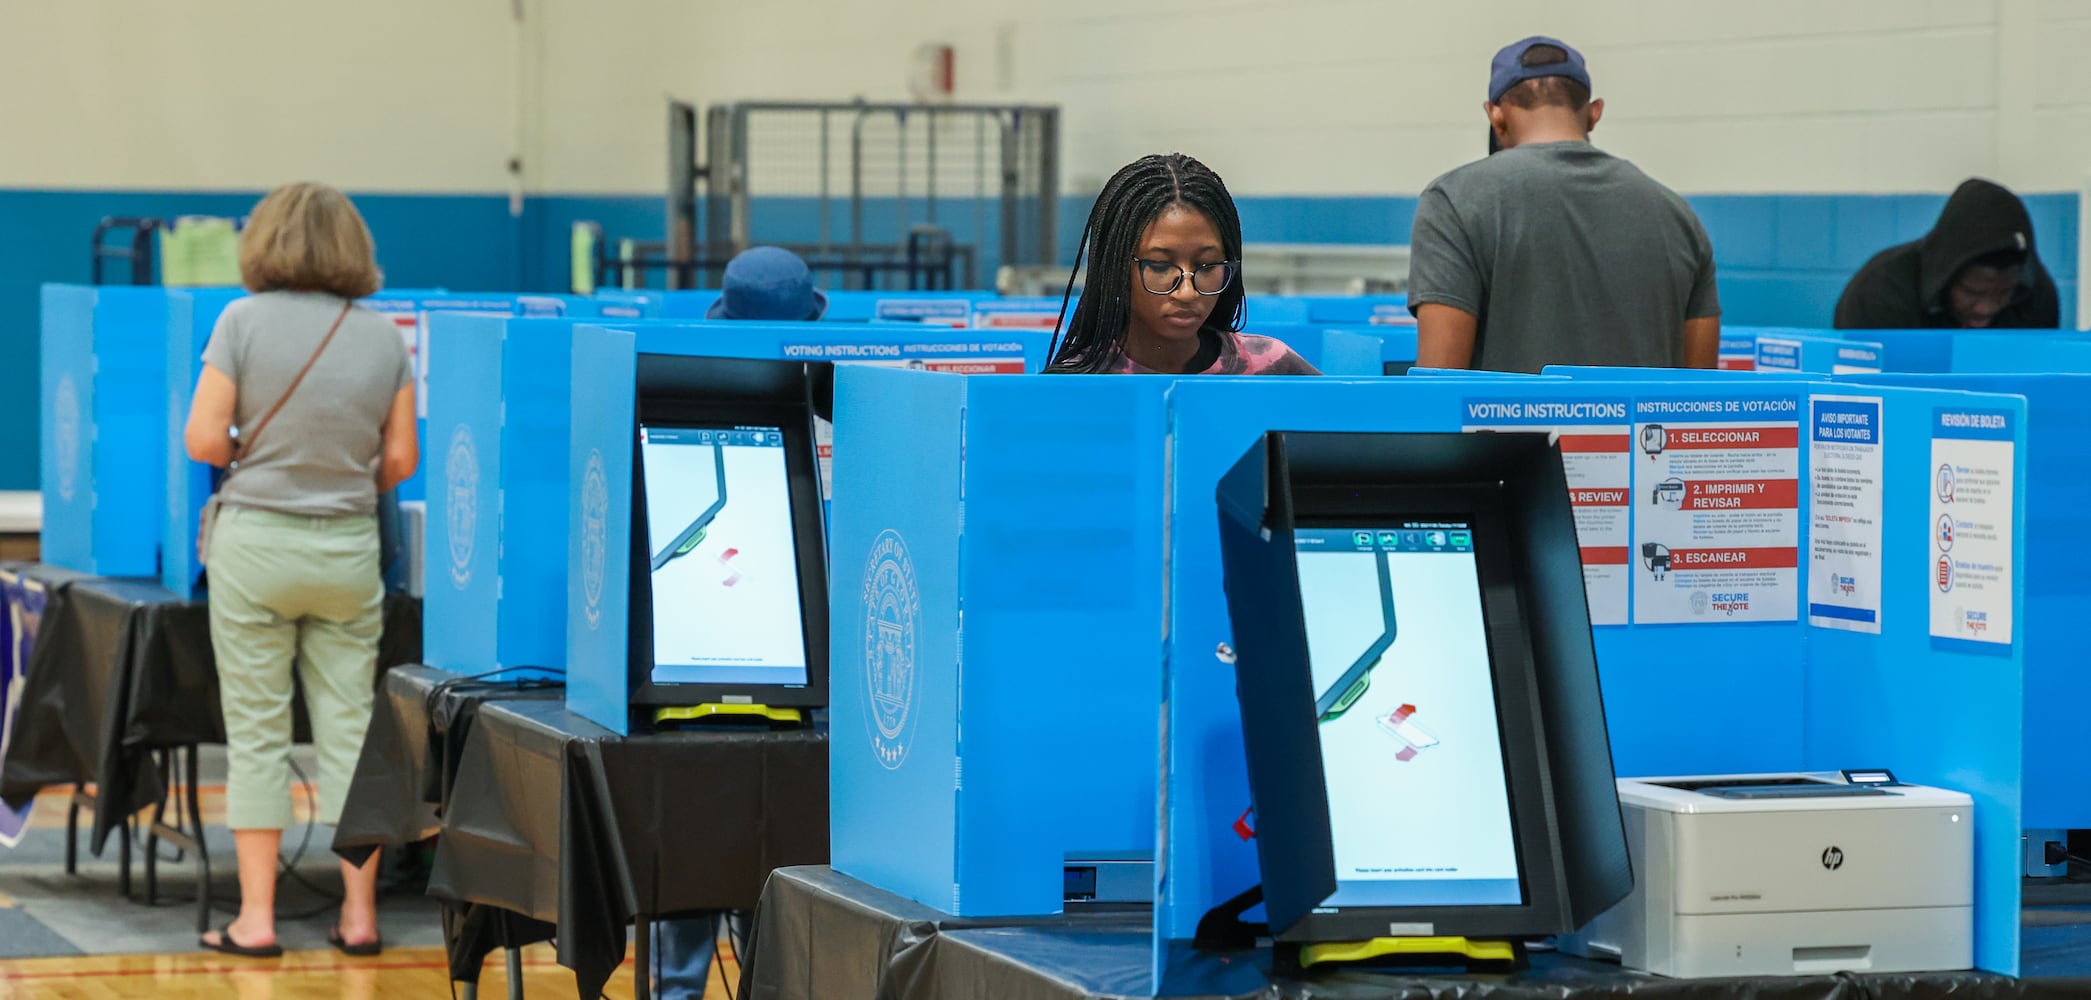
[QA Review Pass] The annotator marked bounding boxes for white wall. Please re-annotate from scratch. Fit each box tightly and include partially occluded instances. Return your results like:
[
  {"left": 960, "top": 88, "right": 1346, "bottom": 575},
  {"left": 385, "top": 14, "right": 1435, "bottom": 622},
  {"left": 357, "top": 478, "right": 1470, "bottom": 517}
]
[
  {"left": 0, "top": 0, "right": 518, "bottom": 192},
  {"left": 529, "top": 0, "right": 2091, "bottom": 198},
  {"left": 8, "top": 1, "right": 2091, "bottom": 198}
]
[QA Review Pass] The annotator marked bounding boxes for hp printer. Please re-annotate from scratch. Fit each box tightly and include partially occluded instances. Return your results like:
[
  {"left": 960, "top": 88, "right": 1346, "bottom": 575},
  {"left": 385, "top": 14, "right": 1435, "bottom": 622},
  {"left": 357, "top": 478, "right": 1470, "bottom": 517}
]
[{"left": 1570, "top": 771, "right": 1971, "bottom": 978}]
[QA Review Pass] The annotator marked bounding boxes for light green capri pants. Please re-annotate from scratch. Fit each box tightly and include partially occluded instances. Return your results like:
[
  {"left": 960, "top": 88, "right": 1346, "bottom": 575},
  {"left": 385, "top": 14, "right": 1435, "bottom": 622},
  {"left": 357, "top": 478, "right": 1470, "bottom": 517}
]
[{"left": 206, "top": 506, "right": 383, "bottom": 831}]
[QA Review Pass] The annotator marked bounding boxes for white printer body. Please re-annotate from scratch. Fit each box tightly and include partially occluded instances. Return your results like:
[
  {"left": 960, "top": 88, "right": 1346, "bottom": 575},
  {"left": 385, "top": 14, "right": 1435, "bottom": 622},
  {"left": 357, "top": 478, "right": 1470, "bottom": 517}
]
[{"left": 1573, "top": 772, "right": 1972, "bottom": 978}]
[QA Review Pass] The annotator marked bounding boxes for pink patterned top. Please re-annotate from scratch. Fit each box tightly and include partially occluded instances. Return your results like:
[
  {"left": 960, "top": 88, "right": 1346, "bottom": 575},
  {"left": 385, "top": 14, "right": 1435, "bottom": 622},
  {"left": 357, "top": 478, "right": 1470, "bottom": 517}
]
[{"left": 1106, "top": 329, "right": 1320, "bottom": 375}]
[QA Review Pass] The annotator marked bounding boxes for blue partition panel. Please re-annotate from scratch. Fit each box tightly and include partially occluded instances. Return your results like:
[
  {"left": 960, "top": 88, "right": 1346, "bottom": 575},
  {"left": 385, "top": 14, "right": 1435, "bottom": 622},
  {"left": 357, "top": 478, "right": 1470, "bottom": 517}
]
[
  {"left": 1869, "top": 329, "right": 1957, "bottom": 373},
  {"left": 1755, "top": 332, "right": 1882, "bottom": 374},
  {"left": 1238, "top": 323, "right": 1382, "bottom": 376},
  {"left": 163, "top": 288, "right": 246, "bottom": 597},
  {"left": 1845, "top": 375, "right": 2076, "bottom": 831},
  {"left": 1301, "top": 295, "right": 1410, "bottom": 326},
  {"left": 423, "top": 314, "right": 544, "bottom": 676},
  {"left": 828, "top": 368, "right": 1170, "bottom": 918},
  {"left": 40, "top": 284, "right": 174, "bottom": 577},
  {"left": 1799, "top": 382, "right": 2028, "bottom": 975},
  {"left": 566, "top": 324, "right": 640, "bottom": 731},
  {"left": 1951, "top": 333, "right": 2091, "bottom": 373},
  {"left": 1243, "top": 295, "right": 1310, "bottom": 325}
]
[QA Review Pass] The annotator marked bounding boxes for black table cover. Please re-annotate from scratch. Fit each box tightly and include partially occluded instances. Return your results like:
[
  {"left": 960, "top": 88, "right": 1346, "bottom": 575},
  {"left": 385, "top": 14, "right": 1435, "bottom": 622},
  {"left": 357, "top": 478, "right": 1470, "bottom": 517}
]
[
  {"left": 0, "top": 568, "right": 420, "bottom": 852},
  {"left": 330, "top": 664, "right": 567, "bottom": 866},
  {"left": 741, "top": 866, "right": 2088, "bottom": 1000},
  {"left": 428, "top": 698, "right": 829, "bottom": 999}
]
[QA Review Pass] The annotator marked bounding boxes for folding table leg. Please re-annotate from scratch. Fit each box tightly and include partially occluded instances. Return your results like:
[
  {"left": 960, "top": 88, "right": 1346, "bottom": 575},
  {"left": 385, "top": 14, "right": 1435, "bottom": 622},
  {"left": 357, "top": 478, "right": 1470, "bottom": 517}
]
[
  {"left": 64, "top": 783, "right": 80, "bottom": 875},
  {"left": 505, "top": 947, "right": 524, "bottom": 1000},
  {"left": 634, "top": 916, "right": 652, "bottom": 1000}
]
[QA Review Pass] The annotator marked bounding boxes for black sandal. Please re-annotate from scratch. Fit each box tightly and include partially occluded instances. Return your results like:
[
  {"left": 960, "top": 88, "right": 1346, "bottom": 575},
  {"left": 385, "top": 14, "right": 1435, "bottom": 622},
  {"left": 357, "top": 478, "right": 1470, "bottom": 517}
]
[
  {"left": 200, "top": 924, "right": 283, "bottom": 959},
  {"left": 329, "top": 927, "right": 384, "bottom": 957}
]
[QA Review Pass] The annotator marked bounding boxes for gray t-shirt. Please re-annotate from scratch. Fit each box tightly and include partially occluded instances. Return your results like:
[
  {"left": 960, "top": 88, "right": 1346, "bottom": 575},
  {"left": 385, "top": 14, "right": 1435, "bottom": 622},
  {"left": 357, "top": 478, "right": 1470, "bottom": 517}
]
[
  {"left": 1408, "top": 141, "right": 1719, "bottom": 374},
  {"left": 201, "top": 290, "right": 410, "bottom": 517}
]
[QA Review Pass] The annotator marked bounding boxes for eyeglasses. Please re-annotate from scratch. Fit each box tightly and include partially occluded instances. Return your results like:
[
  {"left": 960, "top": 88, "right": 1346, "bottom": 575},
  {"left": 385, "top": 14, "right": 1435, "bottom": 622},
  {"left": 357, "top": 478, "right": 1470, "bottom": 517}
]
[{"left": 1133, "top": 258, "right": 1238, "bottom": 296}]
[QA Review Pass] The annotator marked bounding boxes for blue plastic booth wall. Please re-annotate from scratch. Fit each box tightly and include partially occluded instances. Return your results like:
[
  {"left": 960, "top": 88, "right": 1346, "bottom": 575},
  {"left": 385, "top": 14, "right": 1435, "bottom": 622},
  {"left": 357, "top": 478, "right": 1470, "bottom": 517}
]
[
  {"left": 1950, "top": 333, "right": 2091, "bottom": 374},
  {"left": 1233, "top": 324, "right": 1381, "bottom": 375},
  {"left": 561, "top": 324, "right": 1054, "bottom": 735},
  {"left": 40, "top": 284, "right": 173, "bottom": 577},
  {"left": 827, "top": 367, "right": 1172, "bottom": 917},
  {"left": 1847, "top": 373, "right": 2080, "bottom": 831},
  {"left": 1755, "top": 332, "right": 1882, "bottom": 374},
  {"left": 566, "top": 324, "right": 639, "bottom": 733},
  {"left": 1796, "top": 383, "right": 2029, "bottom": 975},
  {"left": 1154, "top": 377, "right": 2027, "bottom": 981},
  {"left": 163, "top": 288, "right": 246, "bottom": 597},
  {"left": 422, "top": 313, "right": 560, "bottom": 677}
]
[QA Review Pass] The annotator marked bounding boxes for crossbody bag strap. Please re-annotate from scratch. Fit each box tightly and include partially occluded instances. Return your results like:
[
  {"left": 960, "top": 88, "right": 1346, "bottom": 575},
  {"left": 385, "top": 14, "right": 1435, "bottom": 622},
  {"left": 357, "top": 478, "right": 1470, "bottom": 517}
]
[{"left": 231, "top": 300, "right": 353, "bottom": 466}]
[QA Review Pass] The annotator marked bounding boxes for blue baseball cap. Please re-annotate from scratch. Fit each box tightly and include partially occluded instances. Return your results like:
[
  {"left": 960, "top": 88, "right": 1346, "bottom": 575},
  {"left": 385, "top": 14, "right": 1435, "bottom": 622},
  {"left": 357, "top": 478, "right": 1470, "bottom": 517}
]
[
  {"left": 706, "top": 246, "right": 828, "bottom": 321},
  {"left": 1488, "top": 36, "right": 1591, "bottom": 104}
]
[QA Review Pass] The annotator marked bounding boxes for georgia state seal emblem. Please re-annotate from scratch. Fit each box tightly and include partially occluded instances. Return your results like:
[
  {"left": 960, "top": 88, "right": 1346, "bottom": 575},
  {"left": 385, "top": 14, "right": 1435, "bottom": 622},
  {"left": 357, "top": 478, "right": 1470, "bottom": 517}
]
[
  {"left": 862, "top": 530, "right": 920, "bottom": 770},
  {"left": 580, "top": 450, "right": 610, "bottom": 628},
  {"left": 445, "top": 425, "right": 479, "bottom": 589},
  {"left": 52, "top": 374, "right": 79, "bottom": 503}
]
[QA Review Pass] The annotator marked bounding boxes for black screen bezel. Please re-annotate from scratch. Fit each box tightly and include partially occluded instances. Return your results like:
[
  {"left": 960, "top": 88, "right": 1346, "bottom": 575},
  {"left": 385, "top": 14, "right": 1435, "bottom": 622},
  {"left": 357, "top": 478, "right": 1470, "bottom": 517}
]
[
  {"left": 627, "top": 399, "right": 830, "bottom": 710},
  {"left": 1272, "top": 484, "right": 1565, "bottom": 942}
]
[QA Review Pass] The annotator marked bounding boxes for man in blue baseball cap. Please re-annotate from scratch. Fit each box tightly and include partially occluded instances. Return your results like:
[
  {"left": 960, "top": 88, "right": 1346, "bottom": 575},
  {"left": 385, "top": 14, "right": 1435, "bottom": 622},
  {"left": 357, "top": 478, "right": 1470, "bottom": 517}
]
[
  {"left": 655, "top": 243, "right": 825, "bottom": 1000},
  {"left": 706, "top": 245, "right": 828, "bottom": 321},
  {"left": 1409, "top": 36, "right": 1721, "bottom": 374}
]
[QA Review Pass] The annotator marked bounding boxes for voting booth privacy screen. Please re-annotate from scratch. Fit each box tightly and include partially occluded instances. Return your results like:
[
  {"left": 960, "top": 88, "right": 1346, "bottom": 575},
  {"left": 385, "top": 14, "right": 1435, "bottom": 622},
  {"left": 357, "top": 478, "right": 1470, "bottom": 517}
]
[
  {"left": 626, "top": 355, "right": 829, "bottom": 711},
  {"left": 1153, "top": 376, "right": 2025, "bottom": 987},
  {"left": 1215, "top": 430, "right": 1629, "bottom": 944},
  {"left": 559, "top": 323, "right": 1053, "bottom": 734},
  {"left": 417, "top": 315, "right": 1049, "bottom": 710}
]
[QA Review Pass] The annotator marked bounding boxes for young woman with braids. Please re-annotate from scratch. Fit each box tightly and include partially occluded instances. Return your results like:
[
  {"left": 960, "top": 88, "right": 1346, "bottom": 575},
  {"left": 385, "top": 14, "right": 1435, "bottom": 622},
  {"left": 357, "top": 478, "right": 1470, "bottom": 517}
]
[{"left": 1046, "top": 153, "right": 1318, "bottom": 375}]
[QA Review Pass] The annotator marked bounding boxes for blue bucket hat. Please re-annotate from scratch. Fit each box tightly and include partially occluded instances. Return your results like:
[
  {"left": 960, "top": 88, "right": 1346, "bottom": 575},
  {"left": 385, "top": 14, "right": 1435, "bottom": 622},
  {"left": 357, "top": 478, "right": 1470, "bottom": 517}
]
[{"left": 706, "top": 246, "right": 828, "bottom": 321}]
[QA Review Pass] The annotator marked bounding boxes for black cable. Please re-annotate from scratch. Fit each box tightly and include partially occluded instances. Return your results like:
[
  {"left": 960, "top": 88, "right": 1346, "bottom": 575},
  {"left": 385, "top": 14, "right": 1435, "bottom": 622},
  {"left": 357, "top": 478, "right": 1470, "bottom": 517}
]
[
  {"left": 277, "top": 758, "right": 341, "bottom": 906},
  {"left": 2043, "top": 842, "right": 2091, "bottom": 870},
  {"left": 714, "top": 915, "right": 737, "bottom": 1000},
  {"left": 423, "top": 666, "right": 566, "bottom": 714}
]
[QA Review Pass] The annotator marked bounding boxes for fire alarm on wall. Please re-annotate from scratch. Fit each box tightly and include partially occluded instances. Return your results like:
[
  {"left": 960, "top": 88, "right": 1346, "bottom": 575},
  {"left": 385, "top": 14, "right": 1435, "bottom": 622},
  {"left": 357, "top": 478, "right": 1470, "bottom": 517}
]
[{"left": 910, "top": 43, "right": 954, "bottom": 101}]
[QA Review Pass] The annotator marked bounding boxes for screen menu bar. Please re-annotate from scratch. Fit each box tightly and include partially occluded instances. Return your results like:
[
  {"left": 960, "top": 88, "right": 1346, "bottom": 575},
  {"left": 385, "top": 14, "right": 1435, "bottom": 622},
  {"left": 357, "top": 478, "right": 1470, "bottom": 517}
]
[
  {"left": 642, "top": 426, "right": 783, "bottom": 448},
  {"left": 1294, "top": 526, "right": 1473, "bottom": 554}
]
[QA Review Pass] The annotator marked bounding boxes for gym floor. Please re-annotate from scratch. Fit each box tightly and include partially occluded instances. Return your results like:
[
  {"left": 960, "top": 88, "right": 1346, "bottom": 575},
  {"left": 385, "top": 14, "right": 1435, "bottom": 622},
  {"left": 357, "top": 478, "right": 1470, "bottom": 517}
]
[{"left": 0, "top": 749, "right": 738, "bottom": 999}]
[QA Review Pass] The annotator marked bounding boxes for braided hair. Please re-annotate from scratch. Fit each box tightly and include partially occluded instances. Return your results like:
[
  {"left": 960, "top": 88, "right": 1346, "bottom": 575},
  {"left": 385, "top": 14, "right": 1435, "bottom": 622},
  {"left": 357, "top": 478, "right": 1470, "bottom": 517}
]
[{"left": 1045, "top": 153, "right": 1246, "bottom": 373}]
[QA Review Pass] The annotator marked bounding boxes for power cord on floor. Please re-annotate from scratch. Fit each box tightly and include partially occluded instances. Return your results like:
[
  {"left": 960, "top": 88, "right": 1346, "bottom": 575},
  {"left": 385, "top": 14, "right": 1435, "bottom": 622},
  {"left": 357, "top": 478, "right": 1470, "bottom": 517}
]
[
  {"left": 715, "top": 917, "right": 739, "bottom": 1000},
  {"left": 186, "top": 759, "right": 343, "bottom": 921}
]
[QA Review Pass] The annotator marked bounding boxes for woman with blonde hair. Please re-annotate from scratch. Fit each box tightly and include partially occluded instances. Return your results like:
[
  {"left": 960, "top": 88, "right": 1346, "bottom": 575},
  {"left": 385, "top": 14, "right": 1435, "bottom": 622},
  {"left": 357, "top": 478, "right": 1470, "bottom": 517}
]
[{"left": 184, "top": 182, "right": 417, "bottom": 958}]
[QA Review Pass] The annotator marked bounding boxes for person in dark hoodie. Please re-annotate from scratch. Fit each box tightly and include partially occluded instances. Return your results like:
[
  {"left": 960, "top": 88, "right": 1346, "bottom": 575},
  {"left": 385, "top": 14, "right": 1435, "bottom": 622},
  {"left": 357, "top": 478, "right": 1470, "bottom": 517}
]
[{"left": 1834, "top": 179, "right": 2060, "bottom": 330}]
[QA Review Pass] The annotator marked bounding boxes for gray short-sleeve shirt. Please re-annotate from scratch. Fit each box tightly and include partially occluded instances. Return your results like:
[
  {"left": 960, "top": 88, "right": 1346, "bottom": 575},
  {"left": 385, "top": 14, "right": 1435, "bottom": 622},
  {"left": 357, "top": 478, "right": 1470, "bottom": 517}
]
[
  {"left": 1408, "top": 141, "right": 1719, "bottom": 374},
  {"left": 201, "top": 290, "right": 411, "bottom": 517}
]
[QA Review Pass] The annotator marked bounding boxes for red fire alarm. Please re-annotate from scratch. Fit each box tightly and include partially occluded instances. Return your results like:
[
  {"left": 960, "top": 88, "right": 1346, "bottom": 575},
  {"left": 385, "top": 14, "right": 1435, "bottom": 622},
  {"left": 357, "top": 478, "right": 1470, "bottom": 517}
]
[{"left": 910, "top": 43, "right": 954, "bottom": 101}]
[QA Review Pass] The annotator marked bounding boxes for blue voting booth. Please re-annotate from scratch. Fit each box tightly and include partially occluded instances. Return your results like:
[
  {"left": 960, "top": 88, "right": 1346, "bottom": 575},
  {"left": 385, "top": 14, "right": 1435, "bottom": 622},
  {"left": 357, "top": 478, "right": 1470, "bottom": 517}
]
[
  {"left": 156, "top": 289, "right": 594, "bottom": 599},
  {"left": 552, "top": 322, "right": 1052, "bottom": 733},
  {"left": 1843, "top": 372, "right": 2090, "bottom": 835},
  {"left": 162, "top": 288, "right": 247, "bottom": 596},
  {"left": 1155, "top": 376, "right": 2027, "bottom": 984},
  {"left": 1755, "top": 331, "right": 1883, "bottom": 374},
  {"left": 40, "top": 285, "right": 177, "bottom": 577},
  {"left": 823, "top": 366, "right": 2032, "bottom": 991}
]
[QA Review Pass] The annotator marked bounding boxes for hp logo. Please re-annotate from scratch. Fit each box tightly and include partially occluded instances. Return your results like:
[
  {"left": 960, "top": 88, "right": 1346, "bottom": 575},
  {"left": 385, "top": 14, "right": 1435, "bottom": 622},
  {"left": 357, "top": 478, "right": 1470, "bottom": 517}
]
[{"left": 1822, "top": 846, "right": 1845, "bottom": 871}]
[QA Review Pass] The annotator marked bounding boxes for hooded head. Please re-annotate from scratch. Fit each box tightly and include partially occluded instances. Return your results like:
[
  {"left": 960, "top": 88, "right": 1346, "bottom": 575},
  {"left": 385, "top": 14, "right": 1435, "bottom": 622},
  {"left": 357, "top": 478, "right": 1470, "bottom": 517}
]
[{"left": 1919, "top": 179, "right": 2039, "bottom": 327}]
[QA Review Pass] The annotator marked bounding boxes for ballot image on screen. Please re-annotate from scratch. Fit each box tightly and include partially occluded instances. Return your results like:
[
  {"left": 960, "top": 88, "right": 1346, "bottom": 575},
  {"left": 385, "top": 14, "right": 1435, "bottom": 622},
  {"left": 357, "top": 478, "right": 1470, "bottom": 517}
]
[
  {"left": 1292, "top": 524, "right": 1523, "bottom": 907},
  {"left": 641, "top": 425, "right": 809, "bottom": 687}
]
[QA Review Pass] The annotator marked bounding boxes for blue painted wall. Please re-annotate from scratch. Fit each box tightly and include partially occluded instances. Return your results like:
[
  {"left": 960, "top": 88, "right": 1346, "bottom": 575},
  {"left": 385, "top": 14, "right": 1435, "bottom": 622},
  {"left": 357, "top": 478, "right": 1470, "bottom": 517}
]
[{"left": 2, "top": 187, "right": 2078, "bottom": 490}]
